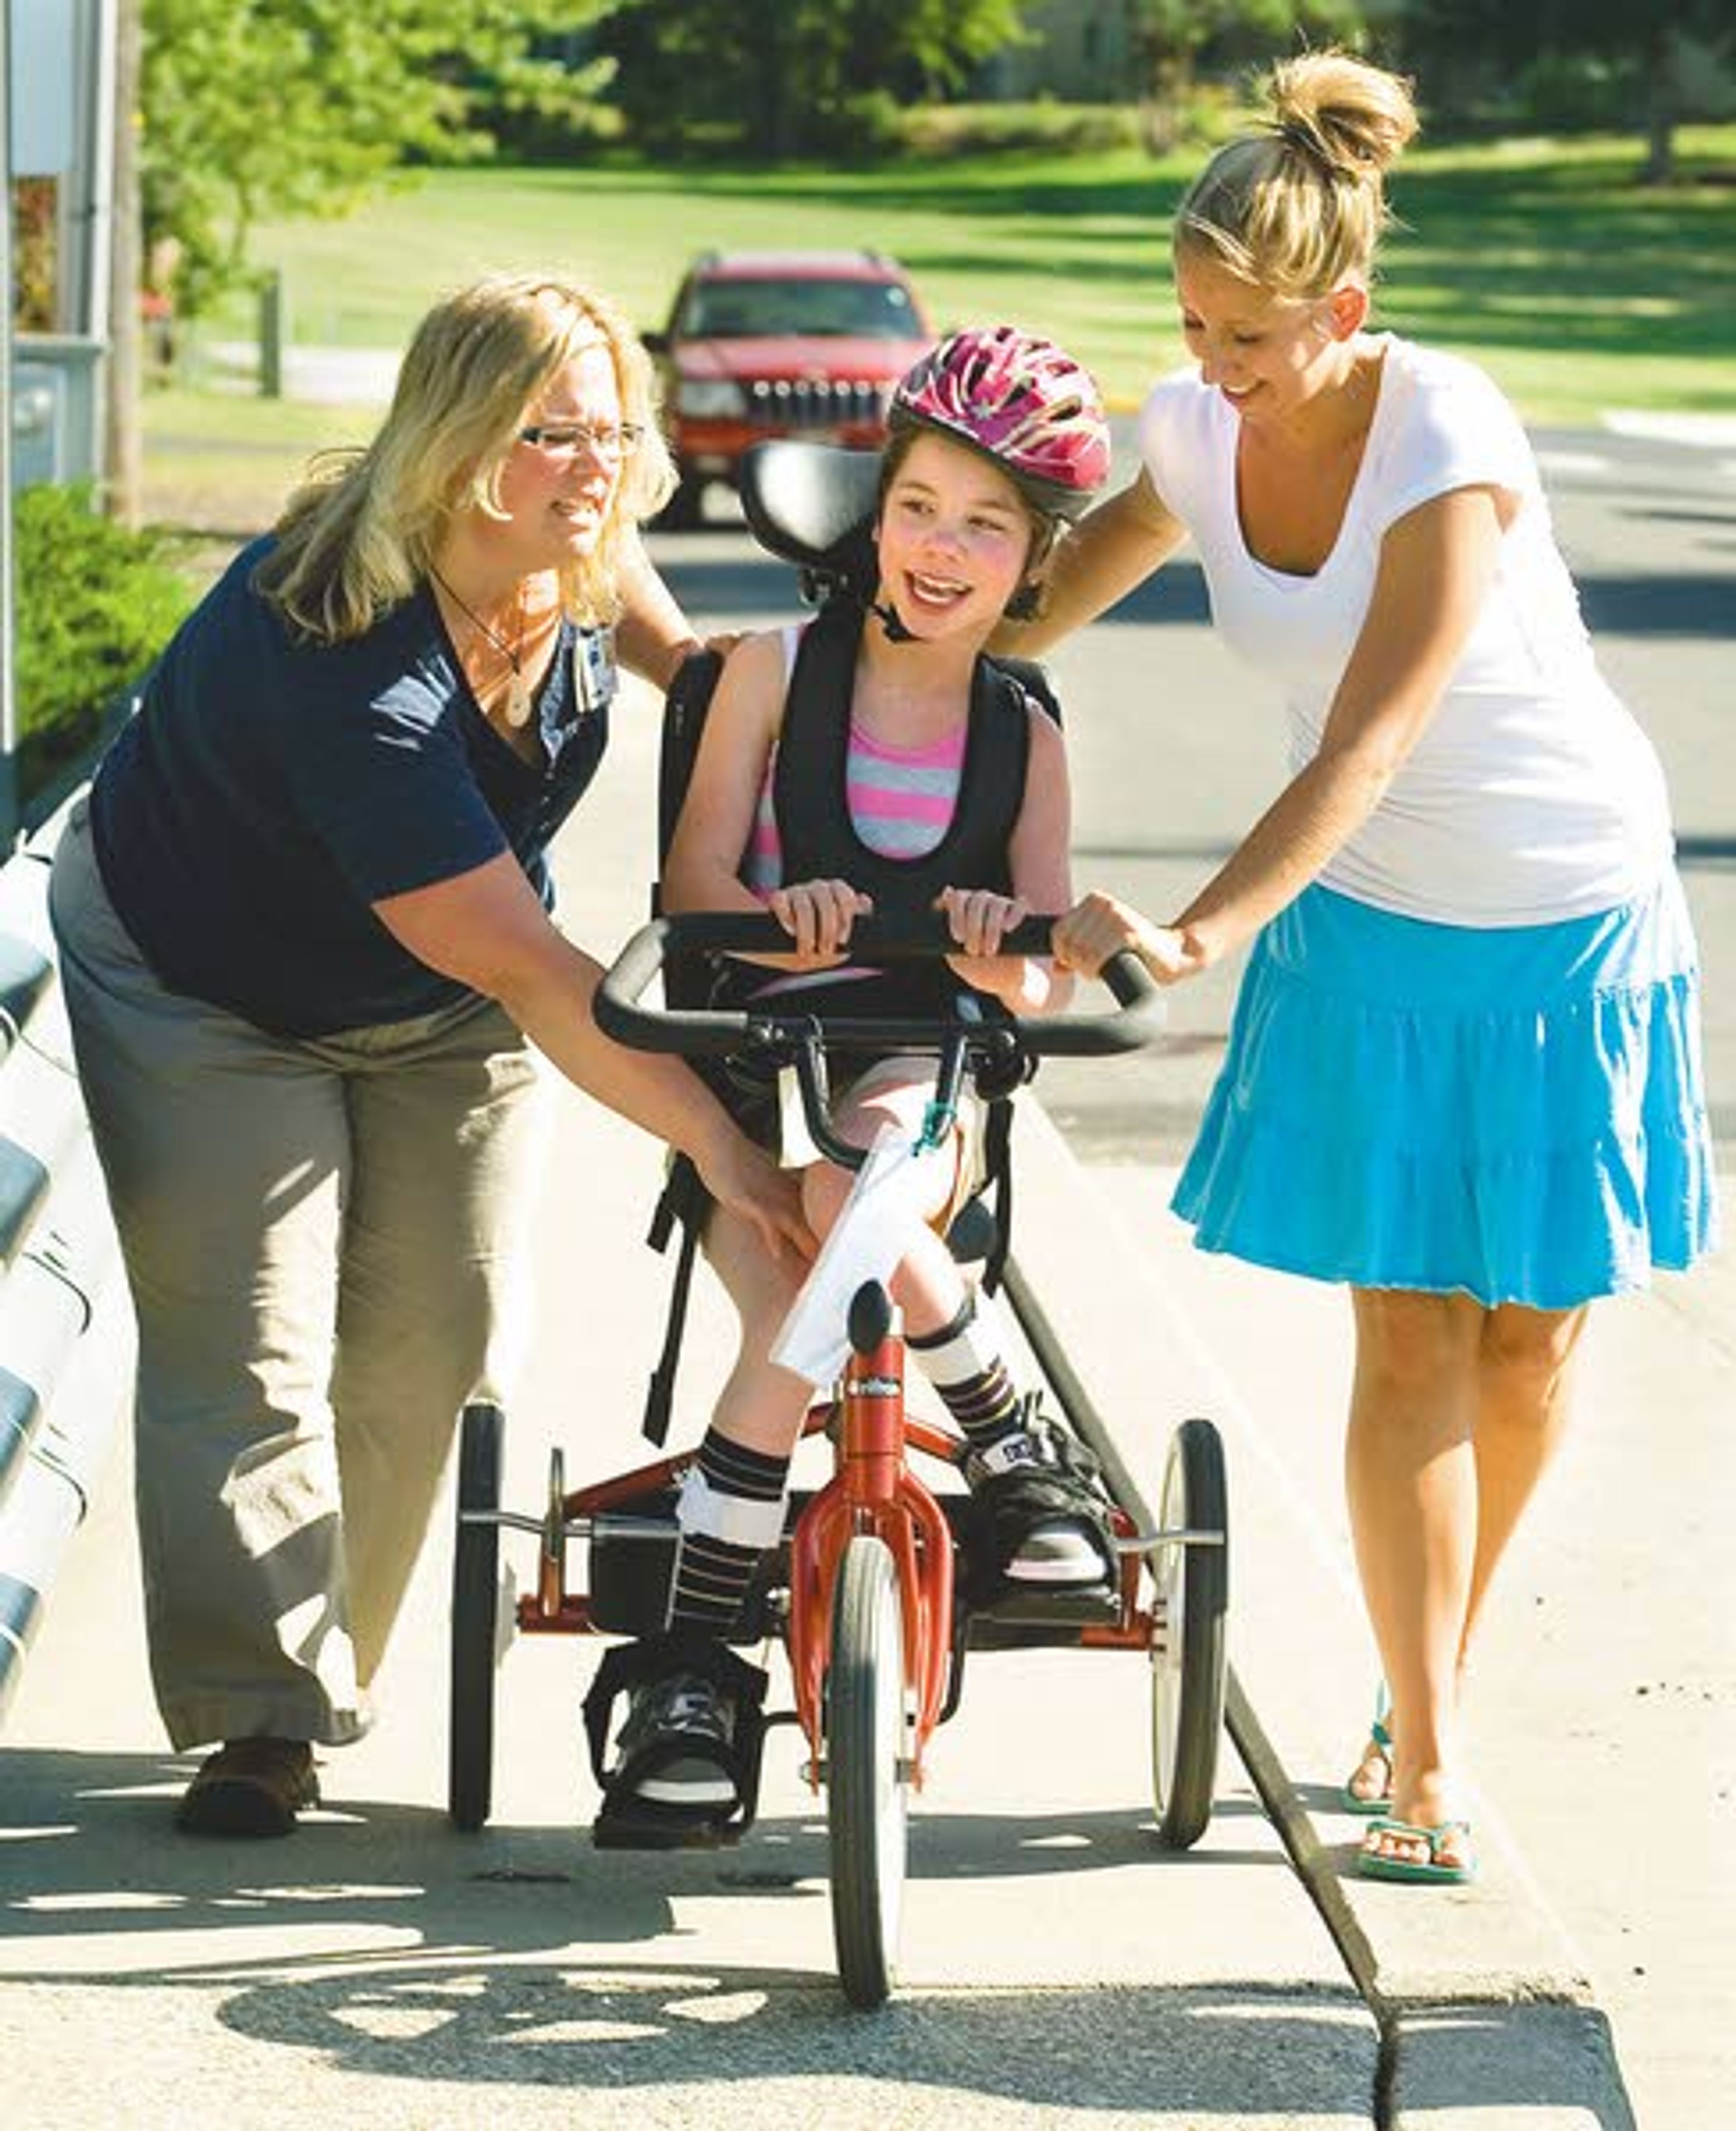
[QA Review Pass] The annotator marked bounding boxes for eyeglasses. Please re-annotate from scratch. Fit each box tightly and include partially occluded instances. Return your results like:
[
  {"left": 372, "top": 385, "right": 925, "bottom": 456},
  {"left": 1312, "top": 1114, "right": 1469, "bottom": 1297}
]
[{"left": 518, "top": 420, "right": 645, "bottom": 462}]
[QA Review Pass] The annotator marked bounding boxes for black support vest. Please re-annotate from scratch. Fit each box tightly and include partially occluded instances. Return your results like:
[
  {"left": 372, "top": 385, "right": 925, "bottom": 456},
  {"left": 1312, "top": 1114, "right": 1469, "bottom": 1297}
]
[{"left": 772, "top": 597, "right": 1031, "bottom": 907}]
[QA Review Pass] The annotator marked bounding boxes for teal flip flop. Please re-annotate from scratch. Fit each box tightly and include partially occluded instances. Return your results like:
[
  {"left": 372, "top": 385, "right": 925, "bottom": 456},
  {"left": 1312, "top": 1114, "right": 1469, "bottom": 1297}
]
[
  {"left": 1340, "top": 1682, "right": 1394, "bottom": 1815},
  {"left": 1357, "top": 1815, "right": 1477, "bottom": 1886}
]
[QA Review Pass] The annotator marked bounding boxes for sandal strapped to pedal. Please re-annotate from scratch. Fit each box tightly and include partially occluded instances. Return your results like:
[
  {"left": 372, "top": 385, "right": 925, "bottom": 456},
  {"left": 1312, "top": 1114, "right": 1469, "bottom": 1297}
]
[{"left": 583, "top": 1633, "right": 769, "bottom": 1849}]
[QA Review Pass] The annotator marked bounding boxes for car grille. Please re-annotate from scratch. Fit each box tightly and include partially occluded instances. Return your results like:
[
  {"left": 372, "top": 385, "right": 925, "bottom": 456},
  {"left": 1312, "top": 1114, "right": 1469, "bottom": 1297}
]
[{"left": 745, "top": 379, "right": 888, "bottom": 430}]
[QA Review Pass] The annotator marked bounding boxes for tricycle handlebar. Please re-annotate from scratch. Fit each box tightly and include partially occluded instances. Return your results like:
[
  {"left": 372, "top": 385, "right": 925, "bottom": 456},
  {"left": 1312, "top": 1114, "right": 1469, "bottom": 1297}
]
[{"left": 593, "top": 912, "right": 1164, "bottom": 1061}]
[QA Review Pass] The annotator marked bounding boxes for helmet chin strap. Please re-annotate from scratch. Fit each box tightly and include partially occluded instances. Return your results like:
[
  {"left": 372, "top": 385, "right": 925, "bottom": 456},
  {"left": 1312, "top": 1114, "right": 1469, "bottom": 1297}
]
[{"left": 869, "top": 593, "right": 916, "bottom": 643}]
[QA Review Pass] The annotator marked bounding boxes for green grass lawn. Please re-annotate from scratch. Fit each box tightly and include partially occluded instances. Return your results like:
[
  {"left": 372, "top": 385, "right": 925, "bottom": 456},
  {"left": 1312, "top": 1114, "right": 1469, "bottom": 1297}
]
[{"left": 149, "top": 126, "right": 1736, "bottom": 529}]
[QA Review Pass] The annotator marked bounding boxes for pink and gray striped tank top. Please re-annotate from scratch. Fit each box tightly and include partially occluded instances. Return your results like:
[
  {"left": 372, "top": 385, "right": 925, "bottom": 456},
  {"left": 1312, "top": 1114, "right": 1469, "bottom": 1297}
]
[{"left": 742, "top": 623, "right": 965, "bottom": 893}]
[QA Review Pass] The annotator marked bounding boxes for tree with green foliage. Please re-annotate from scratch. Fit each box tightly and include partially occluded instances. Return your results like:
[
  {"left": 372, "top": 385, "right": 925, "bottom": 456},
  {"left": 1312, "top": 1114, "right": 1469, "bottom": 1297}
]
[
  {"left": 139, "top": 0, "right": 617, "bottom": 318},
  {"left": 1129, "top": 0, "right": 1371, "bottom": 151},
  {"left": 1627, "top": 1, "right": 1732, "bottom": 180},
  {"left": 595, "top": 0, "right": 1028, "bottom": 161},
  {"left": 1402, "top": 0, "right": 1732, "bottom": 180}
]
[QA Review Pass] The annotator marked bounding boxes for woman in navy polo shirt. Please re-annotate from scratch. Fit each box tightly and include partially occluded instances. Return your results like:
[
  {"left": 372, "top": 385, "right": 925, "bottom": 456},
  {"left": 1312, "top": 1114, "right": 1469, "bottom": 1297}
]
[{"left": 48, "top": 273, "right": 809, "bottom": 1837}]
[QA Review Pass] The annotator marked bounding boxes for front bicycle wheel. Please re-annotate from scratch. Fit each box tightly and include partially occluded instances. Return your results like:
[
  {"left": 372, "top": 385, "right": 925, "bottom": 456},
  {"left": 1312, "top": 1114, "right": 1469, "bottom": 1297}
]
[
  {"left": 827, "top": 1534, "right": 910, "bottom": 2008},
  {"left": 449, "top": 1400, "right": 505, "bottom": 1832},
  {"left": 1149, "top": 1417, "right": 1228, "bottom": 1850}
]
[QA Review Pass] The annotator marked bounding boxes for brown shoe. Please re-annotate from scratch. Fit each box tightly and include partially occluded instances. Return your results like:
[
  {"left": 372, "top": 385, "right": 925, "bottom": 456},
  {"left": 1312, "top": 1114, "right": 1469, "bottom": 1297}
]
[{"left": 175, "top": 1738, "right": 319, "bottom": 1838}]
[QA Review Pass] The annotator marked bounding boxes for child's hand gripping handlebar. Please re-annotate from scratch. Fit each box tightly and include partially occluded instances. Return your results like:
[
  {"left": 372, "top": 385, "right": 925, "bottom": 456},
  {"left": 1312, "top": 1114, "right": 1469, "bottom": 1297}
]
[{"left": 594, "top": 912, "right": 1165, "bottom": 1171}]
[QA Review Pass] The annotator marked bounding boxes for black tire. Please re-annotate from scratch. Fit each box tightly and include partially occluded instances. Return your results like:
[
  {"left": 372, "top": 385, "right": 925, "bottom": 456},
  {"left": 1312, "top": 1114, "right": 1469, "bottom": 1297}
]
[
  {"left": 1149, "top": 1417, "right": 1228, "bottom": 1850},
  {"left": 449, "top": 1400, "right": 505, "bottom": 1833},
  {"left": 827, "top": 1535, "right": 909, "bottom": 2008}
]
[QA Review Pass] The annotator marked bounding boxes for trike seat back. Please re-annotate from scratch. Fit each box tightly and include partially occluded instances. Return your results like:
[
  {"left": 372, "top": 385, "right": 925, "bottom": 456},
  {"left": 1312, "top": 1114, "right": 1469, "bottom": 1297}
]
[{"left": 738, "top": 439, "right": 881, "bottom": 606}]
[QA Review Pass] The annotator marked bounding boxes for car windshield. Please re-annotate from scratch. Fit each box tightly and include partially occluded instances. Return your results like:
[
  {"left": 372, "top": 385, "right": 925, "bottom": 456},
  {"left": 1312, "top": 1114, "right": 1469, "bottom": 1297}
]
[{"left": 681, "top": 276, "right": 919, "bottom": 340}]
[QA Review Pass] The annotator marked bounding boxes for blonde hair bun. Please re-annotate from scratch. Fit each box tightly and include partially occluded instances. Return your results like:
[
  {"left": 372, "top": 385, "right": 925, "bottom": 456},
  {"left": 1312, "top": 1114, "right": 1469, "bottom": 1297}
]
[
  {"left": 1269, "top": 52, "right": 1420, "bottom": 184},
  {"left": 1175, "top": 49, "right": 1419, "bottom": 300}
]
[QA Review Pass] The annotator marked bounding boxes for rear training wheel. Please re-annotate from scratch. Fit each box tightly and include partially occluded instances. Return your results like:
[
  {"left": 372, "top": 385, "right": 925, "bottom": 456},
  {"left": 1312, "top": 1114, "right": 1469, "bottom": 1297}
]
[
  {"left": 827, "top": 1534, "right": 910, "bottom": 2008},
  {"left": 449, "top": 1400, "right": 505, "bottom": 1832},
  {"left": 1149, "top": 1416, "right": 1228, "bottom": 1849}
]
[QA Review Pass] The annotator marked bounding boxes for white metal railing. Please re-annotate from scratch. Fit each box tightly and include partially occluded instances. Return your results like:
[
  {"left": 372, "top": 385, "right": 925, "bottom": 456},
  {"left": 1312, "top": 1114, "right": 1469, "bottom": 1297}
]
[{"left": 0, "top": 793, "right": 135, "bottom": 1720}]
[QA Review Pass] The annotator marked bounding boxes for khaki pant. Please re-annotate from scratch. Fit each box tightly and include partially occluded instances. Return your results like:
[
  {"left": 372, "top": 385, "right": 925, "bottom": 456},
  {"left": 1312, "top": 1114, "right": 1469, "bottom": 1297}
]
[{"left": 49, "top": 803, "right": 548, "bottom": 1749}]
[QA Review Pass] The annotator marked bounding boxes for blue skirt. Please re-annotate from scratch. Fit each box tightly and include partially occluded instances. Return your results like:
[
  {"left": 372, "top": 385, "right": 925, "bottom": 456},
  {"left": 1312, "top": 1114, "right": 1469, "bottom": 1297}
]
[{"left": 1171, "top": 874, "right": 1720, "bottom": 1309}]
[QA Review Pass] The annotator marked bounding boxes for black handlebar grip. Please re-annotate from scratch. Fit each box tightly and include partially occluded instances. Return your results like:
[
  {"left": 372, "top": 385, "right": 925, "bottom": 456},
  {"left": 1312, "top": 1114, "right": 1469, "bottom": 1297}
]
[{"left": 593, "top": 913, "right": 1165, "bottom": 1059}]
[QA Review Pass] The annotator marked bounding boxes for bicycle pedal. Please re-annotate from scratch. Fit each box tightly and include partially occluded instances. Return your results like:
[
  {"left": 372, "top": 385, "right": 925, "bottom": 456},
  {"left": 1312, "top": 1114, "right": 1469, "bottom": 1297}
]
[
  {"left": 592, "top": 1799, "right": 748, "bottom": 1851},
  {"left": 968, "top": 1579, "right": 1123, "bottom": 1631}
]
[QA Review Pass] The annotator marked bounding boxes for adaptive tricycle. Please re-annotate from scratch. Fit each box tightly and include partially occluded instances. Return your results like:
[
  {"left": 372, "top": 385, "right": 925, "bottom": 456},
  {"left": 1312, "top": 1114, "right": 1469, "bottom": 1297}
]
[{"left": 445, "top": 437, "right": 1230, "bottom": 2010}]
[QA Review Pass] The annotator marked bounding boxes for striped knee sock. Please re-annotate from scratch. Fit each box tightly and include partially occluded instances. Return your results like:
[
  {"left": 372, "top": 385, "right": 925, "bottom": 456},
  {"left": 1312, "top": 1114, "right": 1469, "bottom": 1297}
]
[
  {"left": 907, "top": 1294, "right": 1024, "bottom": 1454},
  {"left": 669, "top": 1428, "right": 791, "bottom": 1635}
]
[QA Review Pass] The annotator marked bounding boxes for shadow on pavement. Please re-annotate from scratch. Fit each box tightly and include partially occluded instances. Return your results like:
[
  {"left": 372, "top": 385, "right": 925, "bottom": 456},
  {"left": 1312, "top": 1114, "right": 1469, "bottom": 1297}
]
[
  {"left": 1578, "top": 572, "right": 1736, "bottom": 637},
  {"left": 1675, "top": 833, "right": 1736, "bottom": 870},
  {"left": 0, "top": 1753, "right": 1371, "bottom": 2121},
  {"left": 0, "top": 1749, "right": 1285, "bottom": 1966},
  {"left": 1385, "top": 2003, "right": 1639, "bottom": 2131},
  {"left": 202, "top": 1961, "right": 1374, "bottom": 2117}
]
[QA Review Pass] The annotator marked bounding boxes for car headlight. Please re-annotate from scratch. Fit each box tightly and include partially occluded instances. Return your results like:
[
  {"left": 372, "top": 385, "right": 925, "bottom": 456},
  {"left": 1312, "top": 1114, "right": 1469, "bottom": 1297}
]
[{"left": 677, "top": 378, "right": 747, "bottom": 418}]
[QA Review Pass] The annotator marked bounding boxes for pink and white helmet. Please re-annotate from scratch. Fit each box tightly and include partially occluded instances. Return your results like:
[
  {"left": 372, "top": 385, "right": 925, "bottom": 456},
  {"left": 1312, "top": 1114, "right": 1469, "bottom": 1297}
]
[{"left": 890, "top": 326, "right": 1110, "bottom": 517}]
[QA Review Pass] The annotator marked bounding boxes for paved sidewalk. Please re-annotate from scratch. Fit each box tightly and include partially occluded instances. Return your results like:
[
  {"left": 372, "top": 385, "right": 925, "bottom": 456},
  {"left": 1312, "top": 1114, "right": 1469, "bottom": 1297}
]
[
  {"left": 3, "top": 676, "right": 1725, "bottom": 2125},
  {"left": 1014, "top": 1115, "right": 1734, "bottom": 2129},
  {"left": 199, "top": 339, "right": 401, "bottom": 405},
  {"left": 540, "top": 685, "right": 1729, "bottom": 2124},
  {"left": 0, "top": 690, "right": 1380, "bottom": 2130}
]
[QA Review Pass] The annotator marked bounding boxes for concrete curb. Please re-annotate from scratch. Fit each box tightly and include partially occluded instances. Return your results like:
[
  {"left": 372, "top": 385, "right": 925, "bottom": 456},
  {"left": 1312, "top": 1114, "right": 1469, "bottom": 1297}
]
[{"left": 1004, "top": 1096, "right": 1640, "bottom": 2129}]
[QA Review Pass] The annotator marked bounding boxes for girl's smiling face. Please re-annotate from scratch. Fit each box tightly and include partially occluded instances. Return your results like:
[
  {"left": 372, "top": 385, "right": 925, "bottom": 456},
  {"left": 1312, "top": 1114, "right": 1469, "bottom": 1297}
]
[
  {"left": 1175, "top": 248, "right": 1363, "bottom": 430},
  {"left": 876, "top": 431, "right": 1038, "bottom": 639}
]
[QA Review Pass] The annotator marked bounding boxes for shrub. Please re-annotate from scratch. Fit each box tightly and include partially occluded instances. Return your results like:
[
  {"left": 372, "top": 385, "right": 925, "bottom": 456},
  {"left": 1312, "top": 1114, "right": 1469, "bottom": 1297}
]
[
  {"left": 13, "top": 482, "right": 195, "bottom": 813},
  {"left": 826, "top": 91, "right": 909, "bottom": 165},
  {"left": 1511, "top": 52, "right": 1638, "bottom": 133},
  {"left": 903, "top": 101, "right": 1142, "bottom": 159}
]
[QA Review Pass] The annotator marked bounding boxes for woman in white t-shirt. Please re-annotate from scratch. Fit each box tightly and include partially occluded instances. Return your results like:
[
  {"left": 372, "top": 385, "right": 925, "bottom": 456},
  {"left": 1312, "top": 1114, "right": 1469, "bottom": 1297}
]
[{"left": 1038, "top": 52, "right": 1717, "bottom": 1886}]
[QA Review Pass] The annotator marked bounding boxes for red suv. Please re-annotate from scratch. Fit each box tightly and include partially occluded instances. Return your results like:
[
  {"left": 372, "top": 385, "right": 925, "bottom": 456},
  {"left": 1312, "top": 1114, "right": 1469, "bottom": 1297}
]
[{"left": 645, "top": 250, "right": 935, "bottom": 527}]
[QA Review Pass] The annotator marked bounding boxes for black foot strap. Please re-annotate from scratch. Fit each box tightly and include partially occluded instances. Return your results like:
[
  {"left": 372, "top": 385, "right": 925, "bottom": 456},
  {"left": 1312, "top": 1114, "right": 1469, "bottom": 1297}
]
[
  {"left": 642, "top": 1156, "right": 709, "bottom": 1448},
  {"left": 964, "top": 1406, "right": 1120, "bottom": 1606},
  {"left": 584, "top": 1636, "right": 770, "bottom": 1851}
]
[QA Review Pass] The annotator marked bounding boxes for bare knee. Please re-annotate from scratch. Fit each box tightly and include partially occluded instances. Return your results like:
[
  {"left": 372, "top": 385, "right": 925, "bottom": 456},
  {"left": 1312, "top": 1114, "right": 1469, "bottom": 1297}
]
[
  {"left": 1351, "top": 1289, "right": 1482, "bottom": 1404},
  {"left": 1480, "top": 1303, "right": 1588, "bottom": 1410}
]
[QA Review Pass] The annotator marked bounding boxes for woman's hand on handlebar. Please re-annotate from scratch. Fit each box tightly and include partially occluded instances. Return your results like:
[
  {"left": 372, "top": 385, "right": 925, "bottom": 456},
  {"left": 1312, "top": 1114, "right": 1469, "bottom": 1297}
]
[
  {"left": 767, "top": 879, "right": 873, "bottom": 965},
  {"left": 694, "top": 1127, "right": 816, "bottom": 1266},
  {"left": 1053, "top": 891, "right": 1203, "bottom": 986}
]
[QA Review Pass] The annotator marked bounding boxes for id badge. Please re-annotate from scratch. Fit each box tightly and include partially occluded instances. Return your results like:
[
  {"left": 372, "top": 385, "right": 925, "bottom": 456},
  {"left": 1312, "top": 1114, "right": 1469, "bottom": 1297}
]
[{"left": 574, "top": 627, "right": 616, "bottom": 716}]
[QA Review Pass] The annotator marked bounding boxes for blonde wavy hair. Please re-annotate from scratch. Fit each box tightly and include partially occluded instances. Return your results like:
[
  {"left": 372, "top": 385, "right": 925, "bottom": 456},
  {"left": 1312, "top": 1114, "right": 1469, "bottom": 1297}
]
[
  {"left": 255, "top": 273, "right": 677, "bottom": 643},
  {"left": 1175, "top": 52, "right": 1420, "bottom": 301}
]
